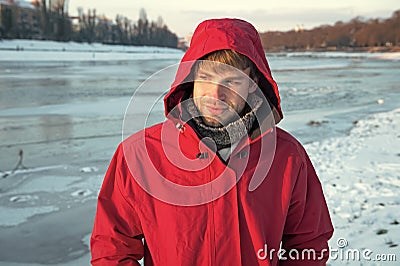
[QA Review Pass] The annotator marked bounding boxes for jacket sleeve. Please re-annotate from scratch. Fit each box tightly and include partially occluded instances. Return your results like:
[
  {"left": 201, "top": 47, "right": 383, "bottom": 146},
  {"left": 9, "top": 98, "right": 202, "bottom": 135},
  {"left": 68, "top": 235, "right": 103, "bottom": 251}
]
[
  {"left": 91, "top": 145, "right": 144, "bottom": 265},
  {"left": 280, "top": 151, "right": 334, "bottom": 266}
]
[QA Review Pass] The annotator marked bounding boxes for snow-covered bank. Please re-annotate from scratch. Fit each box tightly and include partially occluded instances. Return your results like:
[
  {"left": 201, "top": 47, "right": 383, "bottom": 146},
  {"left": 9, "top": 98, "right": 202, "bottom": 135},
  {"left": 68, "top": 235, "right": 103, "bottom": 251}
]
[
  {"left": 271, "top": 51, "right": 400, "bottom": 61},
  {"left": 0, "top": 39, "right": 183, "bottom": 61},
  {"left": 304, "top": 108, "right": 399, "bottom": 265},
  {"left": 0, "top": 39, "right": 182, "bottom": 53}
]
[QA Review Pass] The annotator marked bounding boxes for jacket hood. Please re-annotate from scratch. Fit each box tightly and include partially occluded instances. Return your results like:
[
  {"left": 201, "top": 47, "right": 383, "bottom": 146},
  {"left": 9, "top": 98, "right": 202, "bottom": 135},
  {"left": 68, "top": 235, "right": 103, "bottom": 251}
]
[{"left": 164, "top": 18, "right": 283, "bottom": 124}]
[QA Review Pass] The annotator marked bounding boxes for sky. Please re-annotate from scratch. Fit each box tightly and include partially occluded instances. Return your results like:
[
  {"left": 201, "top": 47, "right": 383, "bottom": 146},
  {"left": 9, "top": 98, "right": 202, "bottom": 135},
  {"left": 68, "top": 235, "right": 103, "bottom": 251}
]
[{"left": 67, "top": 0, "right": 399, "bottom": 37}]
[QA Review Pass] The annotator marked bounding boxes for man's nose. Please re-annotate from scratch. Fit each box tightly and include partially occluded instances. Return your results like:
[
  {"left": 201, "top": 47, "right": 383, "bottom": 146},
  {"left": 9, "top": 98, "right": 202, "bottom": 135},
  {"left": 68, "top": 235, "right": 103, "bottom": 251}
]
[{"left": 207, "top": 82, "right": 227, "bottom": 101}]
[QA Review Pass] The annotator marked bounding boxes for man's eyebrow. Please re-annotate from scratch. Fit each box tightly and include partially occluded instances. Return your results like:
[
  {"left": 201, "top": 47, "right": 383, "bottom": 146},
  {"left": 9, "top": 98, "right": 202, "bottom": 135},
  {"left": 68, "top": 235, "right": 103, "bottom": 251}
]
[
  {"left": 197, "top": 70, "right": 211, "bottom": 76},
  {"left": 197, "top": 69, "right": 246, "bottom": 79},
  {"left": 197, "top": 69, "right": 216, "bottom": 77},
  {"left": 223, "top": 74, "right": 247, "bottom": 80},
  {"left": 227, "top": 75, "right": 246, "bottom": 80}
]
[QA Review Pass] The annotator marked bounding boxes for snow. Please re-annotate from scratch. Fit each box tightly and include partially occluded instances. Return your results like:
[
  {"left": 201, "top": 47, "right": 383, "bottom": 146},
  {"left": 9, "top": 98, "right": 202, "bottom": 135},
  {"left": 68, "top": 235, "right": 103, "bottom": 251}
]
[
  {"left": 0, "top": 39, "right": 182, "bottom": 53},
  {"left": 0, "top": 39, "right": 184, "bottom": 61},
  {"left": 0, "top": 0, "right": 11, "bottom": 6},
  {"left": 14, "top": 0, "right": 34, "bottom": 9},
  {"left": 79, "top": 167, "right": 98, "bottom": 173},
  {"left": 280, "top": 51, "right": 400, "bottom": 61},
  {"left": 0, "top": 0, "right": 34, "bottom": 8},
  {"left": 9, "top": 194, "right": 39, "bottom": 203},
  {"left": 373, "top": 52, "right": 400, "bottom": 61},
  {"left": 304, "top": 108, "right": 400, "bottom": 265}
]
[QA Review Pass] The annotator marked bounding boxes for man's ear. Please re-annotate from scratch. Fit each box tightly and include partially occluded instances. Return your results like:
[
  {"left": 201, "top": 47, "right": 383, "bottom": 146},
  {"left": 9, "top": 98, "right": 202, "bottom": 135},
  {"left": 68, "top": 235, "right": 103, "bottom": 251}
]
[{"left": 249, "top": 76, "right": 258, "bottom": 93}]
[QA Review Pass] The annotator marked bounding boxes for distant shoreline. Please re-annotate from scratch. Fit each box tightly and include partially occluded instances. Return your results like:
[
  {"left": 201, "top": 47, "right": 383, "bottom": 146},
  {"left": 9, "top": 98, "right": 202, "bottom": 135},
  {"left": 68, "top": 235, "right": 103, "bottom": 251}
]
[
  {"left": 0, "top": 39, "right": 183, "bottom": 54},
  {"left": 1, "top": 39, "right": 400, "bottom": 54},
  {"left": 265, "top": 45, "right": 400, "bottom": 53}
]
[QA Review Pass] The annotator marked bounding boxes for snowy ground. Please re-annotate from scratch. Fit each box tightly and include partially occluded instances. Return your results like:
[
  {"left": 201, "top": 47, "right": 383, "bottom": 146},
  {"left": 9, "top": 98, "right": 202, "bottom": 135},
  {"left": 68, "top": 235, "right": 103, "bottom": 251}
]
[
  {"left": 0, "top": 39, "right": 183, "bottom": 61},
  {"left": 305, "top": 109, "right": 400, "bottom": 265}
]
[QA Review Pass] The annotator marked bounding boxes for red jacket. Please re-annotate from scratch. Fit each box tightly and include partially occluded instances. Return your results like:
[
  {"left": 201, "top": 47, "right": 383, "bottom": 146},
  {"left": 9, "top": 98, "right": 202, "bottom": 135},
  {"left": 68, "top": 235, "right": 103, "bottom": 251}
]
[{"left": 91, "top": 18, "right": 333, "bottom": 265}]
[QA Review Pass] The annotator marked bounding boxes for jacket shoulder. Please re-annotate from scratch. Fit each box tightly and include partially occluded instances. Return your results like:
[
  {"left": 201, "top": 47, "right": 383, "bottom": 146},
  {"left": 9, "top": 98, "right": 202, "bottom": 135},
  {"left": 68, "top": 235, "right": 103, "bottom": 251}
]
[
  {"left": 275, "top": 127, "right": 308, "bottom": 159},
  {"left": 122, "top": 122, "right": 165, "bottom": 146}
]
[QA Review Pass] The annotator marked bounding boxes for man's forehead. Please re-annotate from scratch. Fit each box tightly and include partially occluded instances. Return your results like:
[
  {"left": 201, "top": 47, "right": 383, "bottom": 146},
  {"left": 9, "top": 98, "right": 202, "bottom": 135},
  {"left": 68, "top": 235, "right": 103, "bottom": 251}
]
[{"left": 196, "top": 62, "right": 250, "bottom": 77}]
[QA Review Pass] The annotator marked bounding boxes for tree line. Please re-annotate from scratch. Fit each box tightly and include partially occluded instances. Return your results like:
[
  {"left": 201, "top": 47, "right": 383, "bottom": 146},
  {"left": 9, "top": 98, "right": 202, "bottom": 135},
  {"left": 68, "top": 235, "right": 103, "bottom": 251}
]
[
  {"left": 0, "top": 2, "right": 178, "bottom": 48},
  {"left": 260, "top": 10, "right": 400, "bottom": 52},
  {"left": 75, "top": 8, "right": 178, "bottom": 48}
]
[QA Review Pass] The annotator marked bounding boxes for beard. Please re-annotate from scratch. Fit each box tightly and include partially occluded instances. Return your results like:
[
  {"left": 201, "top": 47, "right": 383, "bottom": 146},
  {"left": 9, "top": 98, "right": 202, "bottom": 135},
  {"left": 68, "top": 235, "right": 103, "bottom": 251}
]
[{"left": 194, "top": 97, "right": 245, "bottom": 128}]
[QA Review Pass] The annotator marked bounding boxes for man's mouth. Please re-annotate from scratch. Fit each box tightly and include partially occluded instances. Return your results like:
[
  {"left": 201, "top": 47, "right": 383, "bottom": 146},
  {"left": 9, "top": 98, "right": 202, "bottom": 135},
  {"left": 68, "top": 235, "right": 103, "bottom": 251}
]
[{"left": 204, "top": 104, "right": 228, "bottom": 115}]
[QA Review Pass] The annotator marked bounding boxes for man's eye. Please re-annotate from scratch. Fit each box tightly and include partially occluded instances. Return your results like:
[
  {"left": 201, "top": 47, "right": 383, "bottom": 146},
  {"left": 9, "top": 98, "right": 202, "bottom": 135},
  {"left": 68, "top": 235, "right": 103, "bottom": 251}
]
[
  {"left": 226, "top": 80, "right": 242, "bottom": 86},
  {"left": 197, "top": 75, "right": 208, "bottom": 80}
]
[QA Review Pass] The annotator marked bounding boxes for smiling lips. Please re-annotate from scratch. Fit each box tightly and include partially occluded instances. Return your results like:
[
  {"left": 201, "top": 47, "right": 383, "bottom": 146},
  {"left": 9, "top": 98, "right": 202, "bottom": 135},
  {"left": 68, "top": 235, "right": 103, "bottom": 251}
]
[{"left": 204, "top": 104, "right": 228, "bottom": 115}]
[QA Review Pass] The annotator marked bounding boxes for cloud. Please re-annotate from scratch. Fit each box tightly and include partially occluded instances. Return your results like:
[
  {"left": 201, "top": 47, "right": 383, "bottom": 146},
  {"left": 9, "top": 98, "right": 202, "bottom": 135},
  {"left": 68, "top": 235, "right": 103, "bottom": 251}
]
[
  {"left": 145, "top": 6, "right": 398, "bottom": 36},
  {"left": 181, "top": 8, "right": 349, "bottom": 27},
  {"left": 178, "top": 7, "right": 395, "bottom": 33}
]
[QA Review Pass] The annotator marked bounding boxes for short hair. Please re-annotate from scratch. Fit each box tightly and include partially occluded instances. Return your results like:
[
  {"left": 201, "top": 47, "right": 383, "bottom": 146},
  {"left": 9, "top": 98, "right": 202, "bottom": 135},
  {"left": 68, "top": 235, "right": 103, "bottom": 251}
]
[{"left": 197, "top": 49, "right": 258, "bottom": 79}]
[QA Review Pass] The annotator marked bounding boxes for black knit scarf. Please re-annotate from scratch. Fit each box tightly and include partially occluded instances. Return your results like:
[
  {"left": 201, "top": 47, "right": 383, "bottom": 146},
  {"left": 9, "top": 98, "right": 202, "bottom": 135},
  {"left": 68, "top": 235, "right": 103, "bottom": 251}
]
[{"left": 184, "top": 93, "right": 263, "bottom": 150}]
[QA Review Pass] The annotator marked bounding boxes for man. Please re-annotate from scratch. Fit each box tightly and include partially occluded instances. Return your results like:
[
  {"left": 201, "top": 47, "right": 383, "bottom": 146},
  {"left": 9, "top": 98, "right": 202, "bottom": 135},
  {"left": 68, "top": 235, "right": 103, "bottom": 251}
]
[{"left": 91, "top": 18, "right": 333, "bottom": 265}]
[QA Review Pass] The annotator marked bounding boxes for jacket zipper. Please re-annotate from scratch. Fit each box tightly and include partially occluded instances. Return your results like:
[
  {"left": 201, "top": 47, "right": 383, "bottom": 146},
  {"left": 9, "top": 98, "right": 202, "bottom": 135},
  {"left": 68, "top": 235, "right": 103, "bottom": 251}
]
[{"left": 200, "top": 153, "right": 216, "bottom": 266}]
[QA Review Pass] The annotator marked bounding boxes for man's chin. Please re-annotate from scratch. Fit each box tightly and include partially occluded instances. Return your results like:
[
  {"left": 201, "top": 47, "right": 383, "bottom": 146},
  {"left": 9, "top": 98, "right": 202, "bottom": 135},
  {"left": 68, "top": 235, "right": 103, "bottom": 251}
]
[{"left": 201, "top": 117, "right": 223, "bottom": 128}]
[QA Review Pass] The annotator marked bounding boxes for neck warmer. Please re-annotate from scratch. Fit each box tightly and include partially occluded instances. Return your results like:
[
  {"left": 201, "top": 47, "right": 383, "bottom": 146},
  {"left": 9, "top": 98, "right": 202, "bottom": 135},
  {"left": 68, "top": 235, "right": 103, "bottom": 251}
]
[{"left": 184, "top": 93, "right": 263, "bottom": 150}]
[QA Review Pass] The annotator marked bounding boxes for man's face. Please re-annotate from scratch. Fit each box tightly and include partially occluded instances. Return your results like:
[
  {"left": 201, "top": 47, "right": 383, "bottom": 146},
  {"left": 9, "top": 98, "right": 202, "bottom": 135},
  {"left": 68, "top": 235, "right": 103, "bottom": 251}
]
[{"left": 193, "top": 63, "right": 256, "bottom": 127}]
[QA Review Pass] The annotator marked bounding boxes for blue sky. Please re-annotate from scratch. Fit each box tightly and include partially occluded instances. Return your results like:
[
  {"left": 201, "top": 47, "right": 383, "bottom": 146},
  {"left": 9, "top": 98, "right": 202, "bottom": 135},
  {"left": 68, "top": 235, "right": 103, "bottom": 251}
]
[{"left": 68, "top": 0, "right": 399, "bottom": 37}]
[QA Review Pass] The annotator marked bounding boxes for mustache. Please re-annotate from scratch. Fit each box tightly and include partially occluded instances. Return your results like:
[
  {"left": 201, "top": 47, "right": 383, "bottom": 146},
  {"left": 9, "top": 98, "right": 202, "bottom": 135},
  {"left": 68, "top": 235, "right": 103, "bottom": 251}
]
[{"left": 200, "top": 97, "right": 231, "bottom": 108}]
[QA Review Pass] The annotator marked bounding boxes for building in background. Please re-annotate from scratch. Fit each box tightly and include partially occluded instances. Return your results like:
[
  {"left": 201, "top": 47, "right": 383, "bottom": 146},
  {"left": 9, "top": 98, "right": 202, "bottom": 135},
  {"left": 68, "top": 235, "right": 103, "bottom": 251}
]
[
  {"left": 177, "top": 34, "right": 191, "bottom": 50},
  {"left": 0, "top": 0, "right": 71, "bottom": 40},
  {"left": 0, "top": 1, "right": 178, "bottom": 48},
  {"left": 0, "top": 0, "right": 42, "bottom": 39}
]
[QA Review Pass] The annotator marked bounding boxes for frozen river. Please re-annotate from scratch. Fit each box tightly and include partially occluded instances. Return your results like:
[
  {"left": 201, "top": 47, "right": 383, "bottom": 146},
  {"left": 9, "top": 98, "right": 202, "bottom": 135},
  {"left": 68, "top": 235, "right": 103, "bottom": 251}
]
[{"left": 0, "top": 40, "right": 399, "bottom": 265}]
